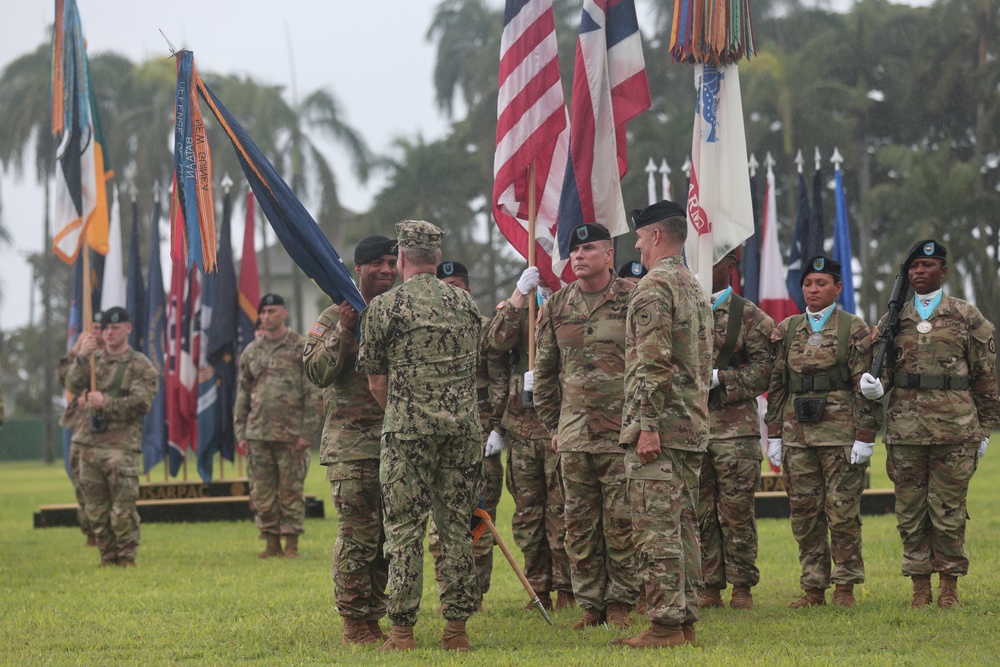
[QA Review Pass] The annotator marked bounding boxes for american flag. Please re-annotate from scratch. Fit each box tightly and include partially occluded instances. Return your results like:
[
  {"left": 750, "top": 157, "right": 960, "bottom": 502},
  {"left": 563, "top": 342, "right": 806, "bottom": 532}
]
[
  {"left": 492, "top": 0, "right": 569, "bottom": 292},
  {"left": 554, "top": 0, "right": 650, "bottom": 280}
]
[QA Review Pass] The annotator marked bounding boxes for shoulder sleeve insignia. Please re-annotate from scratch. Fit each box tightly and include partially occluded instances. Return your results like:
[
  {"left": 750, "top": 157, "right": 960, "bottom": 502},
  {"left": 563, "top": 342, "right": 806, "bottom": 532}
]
[
  {"left": 496, "top": 300, "right": 507, "bottom": 310},
  {"left": 308, "top": 322, "right": 327, "bottom": 338},
  {"left": 990, "top": 337, "right": 996, "bottom": 355},
  {"left": 870, "top": 325, "right": 879, "bottom": 341},
  {"left": 769, "top": 327, "right": 780, "bottom": 343}
]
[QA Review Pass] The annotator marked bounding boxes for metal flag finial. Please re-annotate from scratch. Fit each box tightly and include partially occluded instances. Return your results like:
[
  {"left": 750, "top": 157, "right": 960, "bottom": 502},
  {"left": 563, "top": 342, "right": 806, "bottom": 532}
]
[
  {"left": 682, "top": 156, "right": 692, "bottom": 178},
  {"left": 748, "top": 153, "right": 759, "bottom": 177},
  {"left": 764, "top": 151, "right": 776, "bottom": 169},
  {"left": 831, "top": 147, "right": 845, "bottom": 170},
  {"left": 794, "top": 149, "right": 804, "bottom": 174},
  {"left": 814, "top": 146, "right": 822, "bottom": 172},
  {"left": 645, "top": 159, "right": 657, "bottom": 205},
  {"left": 221, "top": 173, "right": 234, "bottom": 193},
  {"left": 659, "top": 160, "right": 672, "bottom": 201}
]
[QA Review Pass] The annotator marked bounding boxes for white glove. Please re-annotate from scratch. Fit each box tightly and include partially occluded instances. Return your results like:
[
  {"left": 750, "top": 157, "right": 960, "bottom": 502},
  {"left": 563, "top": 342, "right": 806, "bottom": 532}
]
[
  {"left": 860, "top": 373, "right": 884, "bottom": 400},
  {"left": 850, "top": 440, "right": 874, "bottom": 465},
  {"left": 523, "top": 370, "right": 534, "bottom": 393},
  {"left": 710, "top": 369, "right": 720, "bottom": 390},
  {"left": 517, "top": 267, "right": 541, "bottom": 295},
  {"left": 485, "top": 430, "right": 507, "bottom": 457},
  {"left": 978, "top": 437, "right": 989, "bottom": 459},
  {"left": 766, "top": 438, "right": 782, "bottom": 468}
]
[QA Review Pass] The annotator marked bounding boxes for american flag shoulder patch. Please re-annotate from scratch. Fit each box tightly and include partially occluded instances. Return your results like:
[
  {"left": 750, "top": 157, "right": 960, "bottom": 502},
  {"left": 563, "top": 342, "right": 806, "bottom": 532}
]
[{"left": 309, "top": 322, "right": 327, "bottom": 338}]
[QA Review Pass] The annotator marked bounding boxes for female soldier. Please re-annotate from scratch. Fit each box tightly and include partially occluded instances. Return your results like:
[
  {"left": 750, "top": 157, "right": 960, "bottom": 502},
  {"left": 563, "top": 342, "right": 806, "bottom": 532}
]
[{"left": 765, "top": 256, "right": 876, "bottom": 608}]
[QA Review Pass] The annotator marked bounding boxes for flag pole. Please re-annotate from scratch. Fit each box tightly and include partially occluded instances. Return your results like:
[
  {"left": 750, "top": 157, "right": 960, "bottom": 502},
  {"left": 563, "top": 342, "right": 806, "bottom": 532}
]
[
  {"left": 81, "top": 245, "right": 96, "bottom": 391},
  {"left": 527, "top": 160, "right": 537, "bottom": 369}
]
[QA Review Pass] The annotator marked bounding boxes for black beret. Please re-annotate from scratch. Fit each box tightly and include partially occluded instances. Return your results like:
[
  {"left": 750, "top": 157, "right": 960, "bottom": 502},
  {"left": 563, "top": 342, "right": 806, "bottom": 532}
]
[
  {"left": 102, "top": 306, "right": 130, "bottom": 325},
  {"left": 258, "top": 293, "right": 285, "bottom": 311},
  {"left": 617, "top": 261, "right": 647, "bottom": 279},
  {"left": 568, "top": 223, "right": 612, "bottom": 250},
  {"left": 436, "top": 260, "right": 469, "bottom": 280},
  {"left": 904, "top": 239, "right": 947, "bottom": 270},
  {"left": 354, "top": 235, "right": 398, "bottom": 266},
  {"left": 630, "top": 200, "right": 686, "bottom": 229},
  {"left": 801, "top": 256, "right": 841, "bottom": 284}
]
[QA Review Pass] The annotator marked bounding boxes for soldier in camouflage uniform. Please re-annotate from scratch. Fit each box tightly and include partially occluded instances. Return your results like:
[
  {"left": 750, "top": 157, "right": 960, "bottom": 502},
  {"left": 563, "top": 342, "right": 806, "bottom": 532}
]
[
  {"left": 861, "top": 240, "right": 1000, "bottom": 608},
  {"left": 303, "top": 235, "right": 398, "bottom": 645},
  {"left": 487, "top": 266, "right": 573, "bottom": 612},
  {"left": 534, "top": 223, "right": 639, "bottom": 630},
  {"left": 66, "top": 307, "right": 159, "bottom": 567},
  {"left": 357, "top": 220, "right": 482, "bottom": 652},
  {"left": 427, "top": 260, "right": 509, "bottom": 610},
  {"left": 765, "top": 256, "right": 876, "bottom": 609},
  {"left": 614, "top": 201, "right": 712, "bottom": 649},
  {"left": 235, "top": 293, "right": 321, "bottom": 560},
  {"left": 698, "top": 253, "right": 775, "bottom": 611}
]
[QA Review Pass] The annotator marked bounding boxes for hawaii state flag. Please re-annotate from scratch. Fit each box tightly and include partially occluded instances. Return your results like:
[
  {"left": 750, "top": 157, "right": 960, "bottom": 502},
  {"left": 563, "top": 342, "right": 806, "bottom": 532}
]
[{"left": 554, "top": 0, "right": 650, "bottom": 281}]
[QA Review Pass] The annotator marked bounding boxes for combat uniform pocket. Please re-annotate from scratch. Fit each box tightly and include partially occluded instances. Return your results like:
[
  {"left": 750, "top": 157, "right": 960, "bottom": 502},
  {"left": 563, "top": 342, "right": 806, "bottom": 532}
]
[{"left": 379, "top": 435, "right": 406, "bottom": 486}]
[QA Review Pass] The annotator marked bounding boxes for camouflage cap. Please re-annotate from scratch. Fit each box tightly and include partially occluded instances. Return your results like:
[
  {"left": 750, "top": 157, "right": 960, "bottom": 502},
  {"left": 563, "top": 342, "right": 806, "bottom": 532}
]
[
  {"left": 102, "top": 306, "right": 130, "bottom": 326},
  {"left": 396, "top": 220, "right": 443, "bottom": 250}
]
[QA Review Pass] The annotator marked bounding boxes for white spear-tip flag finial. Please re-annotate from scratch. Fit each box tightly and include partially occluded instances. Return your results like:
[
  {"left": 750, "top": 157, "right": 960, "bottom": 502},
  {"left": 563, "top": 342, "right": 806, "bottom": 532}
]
[
  {"left": 682, "top": 156, "right": 692, "bottom": 179},
  {"left": 831, "top": 147, "right": 844, "bottom": 170},
  {"left": 645, "top": 158, "right": 658, "bottom": 205},
  {"left": 659, "top": 159, "right": 672, "bottom": 201},
  {"left": 764, "top": 151, "right": 776, "bottom": 174},
  {"left": 814, "top": 146, "right": 822, "bottom": 172},
  {"left": 221, "top": 173, "right": 234, "bottom": 194},
  {"left": 795, "top": 149, "right": 804, "bottom": 174},
  {"left": 748, "top": 153, "right": 759, "bottom": 178}
]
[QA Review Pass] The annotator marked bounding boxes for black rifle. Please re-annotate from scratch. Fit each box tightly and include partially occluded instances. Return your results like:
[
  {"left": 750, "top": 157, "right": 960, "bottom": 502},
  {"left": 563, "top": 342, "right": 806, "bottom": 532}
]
[{"left": 871, "top": 269, "right": 910, "bottom": 377}]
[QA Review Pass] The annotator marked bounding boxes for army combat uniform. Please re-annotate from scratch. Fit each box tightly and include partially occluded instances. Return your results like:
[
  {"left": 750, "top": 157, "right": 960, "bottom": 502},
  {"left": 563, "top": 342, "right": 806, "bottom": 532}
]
[
  {"left": 59, "top": 352, "right": 94, "bottom": 543},
  {"left": 620, "top": 255, "right": 713, "bottom": 631},
  {"left": 488, "top": 301, "right": 572, "bottom": 602},
  {"left": 698, "top": 291, "right": 774, "bottom": 599},
  {"left": 766, "top": 306, "right": 875, "bottom": 594},
  {"left": 66, "top": 348, "right": 159, "bottom": 565},
  {"left": 534, "top": 272, "right": 640, "bottom": 618},
  {"left": 235, "top": 329, "right": 321, "bottom": 540},
  {"left": 303, "top": 304, "right": 388, "bottom": 627}
]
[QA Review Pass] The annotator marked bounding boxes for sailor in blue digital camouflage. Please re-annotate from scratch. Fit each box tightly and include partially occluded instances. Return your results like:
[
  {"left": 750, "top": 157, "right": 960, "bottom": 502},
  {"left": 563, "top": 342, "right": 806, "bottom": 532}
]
[
  {"left": 235, "top": 293, "right": 322, "bottom": 560},
  {"left": 302, "top": 235, "right": 397, "bottom": 645},
  {"left": 487, "top": 266, "right": 573, "bottom": 612},
  {"left": 862, "top": 240, "right": 1000, "bottom": 608},
  {"left": 697, "top": 252, "right": 775, "bottom": 611},
  {"left": 357, "top": 220, "right": 483, "bottom": 652},
  {"left": 65, "top": 307, "right": 159, "bottom": 567},
  {"left": 766, "top": 257, "right": 875, "bottom": 609},
  {"left": 533, "top": 222, "right": 639, "bottom": 631},
  {"left": 614, "top": 201, "right": 712, "bottom": 649}
]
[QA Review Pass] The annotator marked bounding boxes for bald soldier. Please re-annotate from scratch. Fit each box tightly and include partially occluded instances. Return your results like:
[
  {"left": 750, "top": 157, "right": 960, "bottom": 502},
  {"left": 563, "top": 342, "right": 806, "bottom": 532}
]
[
  {"left": 303, "top": 235, "right": 398, "bottom": 645},
  {"left": 533, "top": 222, "right": 639, "bottom": 630},
  {"left": 862, "top": 239, "right": 1000, "bottom": 608}
]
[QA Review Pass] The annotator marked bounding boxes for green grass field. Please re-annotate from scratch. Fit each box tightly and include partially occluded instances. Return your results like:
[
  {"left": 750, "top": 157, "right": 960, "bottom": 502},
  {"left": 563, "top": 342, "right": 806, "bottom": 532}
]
[{"left": 2, "top": 442, "right": 999, "bottom": 666}]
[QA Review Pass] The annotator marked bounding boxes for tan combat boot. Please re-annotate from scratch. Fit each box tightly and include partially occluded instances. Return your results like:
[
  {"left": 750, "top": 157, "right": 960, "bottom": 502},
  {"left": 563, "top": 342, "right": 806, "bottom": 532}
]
[
  {"left": 788, "top": 588, "right": 826, "bottom": 609},
  {"left": 367, "top": 620, "right": 388, "bottom": 642},
  {"left": 440, "top": 620, "right": 470, "bottom": 651},
  {"left": 730, "top": 585, "right": 753, "bottom": 610},
  {"left": 282, "top": 534, "right": 299, "bottom": 559},
  {"left": 259, "top": 533, "right": 282, "bottom": 559},
  {"left": 378, "top": 625, "right": 416, "bottom": 651},
  {"left": 634, "top": 589, "right": 647, "bottom": 614},
  {"left": 611, "top": 622, "right": 687, "bottom": 649},
  {"left": 342, "top": 618, "right": 378, "bottom": 646},
  {"left": 698, "top": 587, "right": 725, "bottom": 609},
  {"left": 910, "top": 575, "right": 933, "bottom": 608},
  {"left": 86, "top": 534, "right": 98, "bottom": 547},
  {"left": 556, "top": 590, "right": 576, "bottom": 610},
  {"left": 938, "top": 575, "right": 961, "bottom": 608},
  {"left": 573, "top": 608, "right": 605, "bottom": 630},
  {"left": 605, "top": 603, "right": 631, "bottom": 628},
  {"left": 681, "top": 622, "right": 696, "bottom": 644},
  {"left": 832, "top": 584, "right": 855, "bottom": 607}
]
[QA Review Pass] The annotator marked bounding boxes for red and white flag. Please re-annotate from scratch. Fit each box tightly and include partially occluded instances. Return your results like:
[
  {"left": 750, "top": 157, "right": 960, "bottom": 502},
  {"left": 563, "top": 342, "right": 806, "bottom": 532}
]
[
  {"left": 758, "top": 161, "right": 799, "bottom": 322},
  {"left": 686, "top": 65, "right": 755, "bottom": 295},
  {"left": 492, "top": 0, "right": 568, "bottom": 291},
  {"left": 554, "top": 0, "right": 650, "bottom": 281}
]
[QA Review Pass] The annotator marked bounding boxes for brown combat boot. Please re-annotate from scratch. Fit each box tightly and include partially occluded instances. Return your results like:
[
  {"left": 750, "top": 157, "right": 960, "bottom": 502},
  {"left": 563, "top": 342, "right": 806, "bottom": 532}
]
[
  {"left": 698, "top": 587, "right": 725, "bottom": 609},
  {"left": 612, "top": 622, "right": 687, "bottom": 649},
  {"left": 681, "top": 623, "right": 696, "bottom": 644},
  {"left": 282, "top": 534, "right": 299, "bottom": 559},
  {"left": 86, "top": 534, "right": 97, "bottom": 547},
  {"left": 788, "top": 588, "right": 826, "bottom": 609},
  {"left": 117, "top": 559, "right": 136, "bottom": 568},
  {"left": 606, "top": 603, "right": 631, "bottom": 628},
  {"left": 367, "top": 620, "right": 388, "bottom": 642},
  {"left": 440, "top": 620, "right": 470, "bottom": 651},
  {"left": 556, "top": 590, "right": 576, "bottom": 610},
  {"left": 635, "top": 589, "right": 647, "bottom": 614},
  {"left": 573, "top": 608, "right": 605, "bottom": 630},
  {"left": 731, "top": 585, "right": 753, "bottom": 610},
  {"left": 259, "top": 533, "right": 282, "bottom": 559},
  {"left": 378, "top": 625, "right": 416, "bottom": 651},
  {"left": 832, "top": 584, "right": 855, "bottom": 607},
  {"left": 342, "top": 618, "right": 379, "bottom": 646},
  {"left": 910, "top": 575, "right": 933, "bottom": 608},
  {"left": 524, "top": 593, "right": 552, "bottom": 611},
  {"left": 938, "top": 575, "right": 961, "bottom": 608}
]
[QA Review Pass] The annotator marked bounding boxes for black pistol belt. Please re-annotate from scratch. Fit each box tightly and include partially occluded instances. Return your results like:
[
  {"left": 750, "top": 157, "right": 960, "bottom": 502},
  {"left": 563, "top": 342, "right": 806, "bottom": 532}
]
[{"left": 894, "top": 373, "right": 969, "bottom": 390}]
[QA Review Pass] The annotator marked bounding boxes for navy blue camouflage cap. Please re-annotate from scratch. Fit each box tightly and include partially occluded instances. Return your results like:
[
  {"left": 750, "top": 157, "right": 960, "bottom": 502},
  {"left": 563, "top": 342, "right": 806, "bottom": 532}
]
[
  {"left": 102, "top": 306, "right": 130, "bottom": 326},
  {"left": 801, "top": 255, "right": 841, "bottom": 284},
  {"left": 436, "top": 260, "right": 469, "bottom": 280},
  {"left": 617, "top": 261, "right": 647, "bottom": 279},
  {"left": 258, "top": 293, "right": 285, "bottom": 311},
  {"left": 904, "top": 239, "right": 947, "bottom": 270},
  {"left": 568, "top": 223, "right": 611, "bottom": 250}
]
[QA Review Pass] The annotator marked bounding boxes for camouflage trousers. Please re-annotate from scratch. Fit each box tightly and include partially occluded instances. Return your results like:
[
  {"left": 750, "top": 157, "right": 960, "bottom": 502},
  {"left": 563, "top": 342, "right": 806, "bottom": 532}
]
[
  {"left": 629, "top": 447, "right": 702, "bottom": 627},
  {"left": 381, "top": 432, "right": 481, "bottom": 627},
  {"left": 69, "top": 441, "right": 94, "bottom": 538},
  {"left": 560, "top": 451, "right": 639, "bottom": 612},
  {"left": 78, "top": 445, "right": 140, "bottom": 564},
  {"left": 328, "top": 459, "right": 388, "bottom": 621},
  {"left": 697, "top": 436, "right": 762, "bottom": 589},
  {"left": 429, "top": 452, "right": 503, "bottom": 603},
  {"left": 782, "top": 445, "right": 866, "bottom": 590},
  {"left": 506, "top": 431, "right": 571, "bottom": 594},
  {"left": 886, "top": 443, "right": 979, "bottom": 578},
  {"left": 248, "top": 440, "right": 310, "bottom": 536}
]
